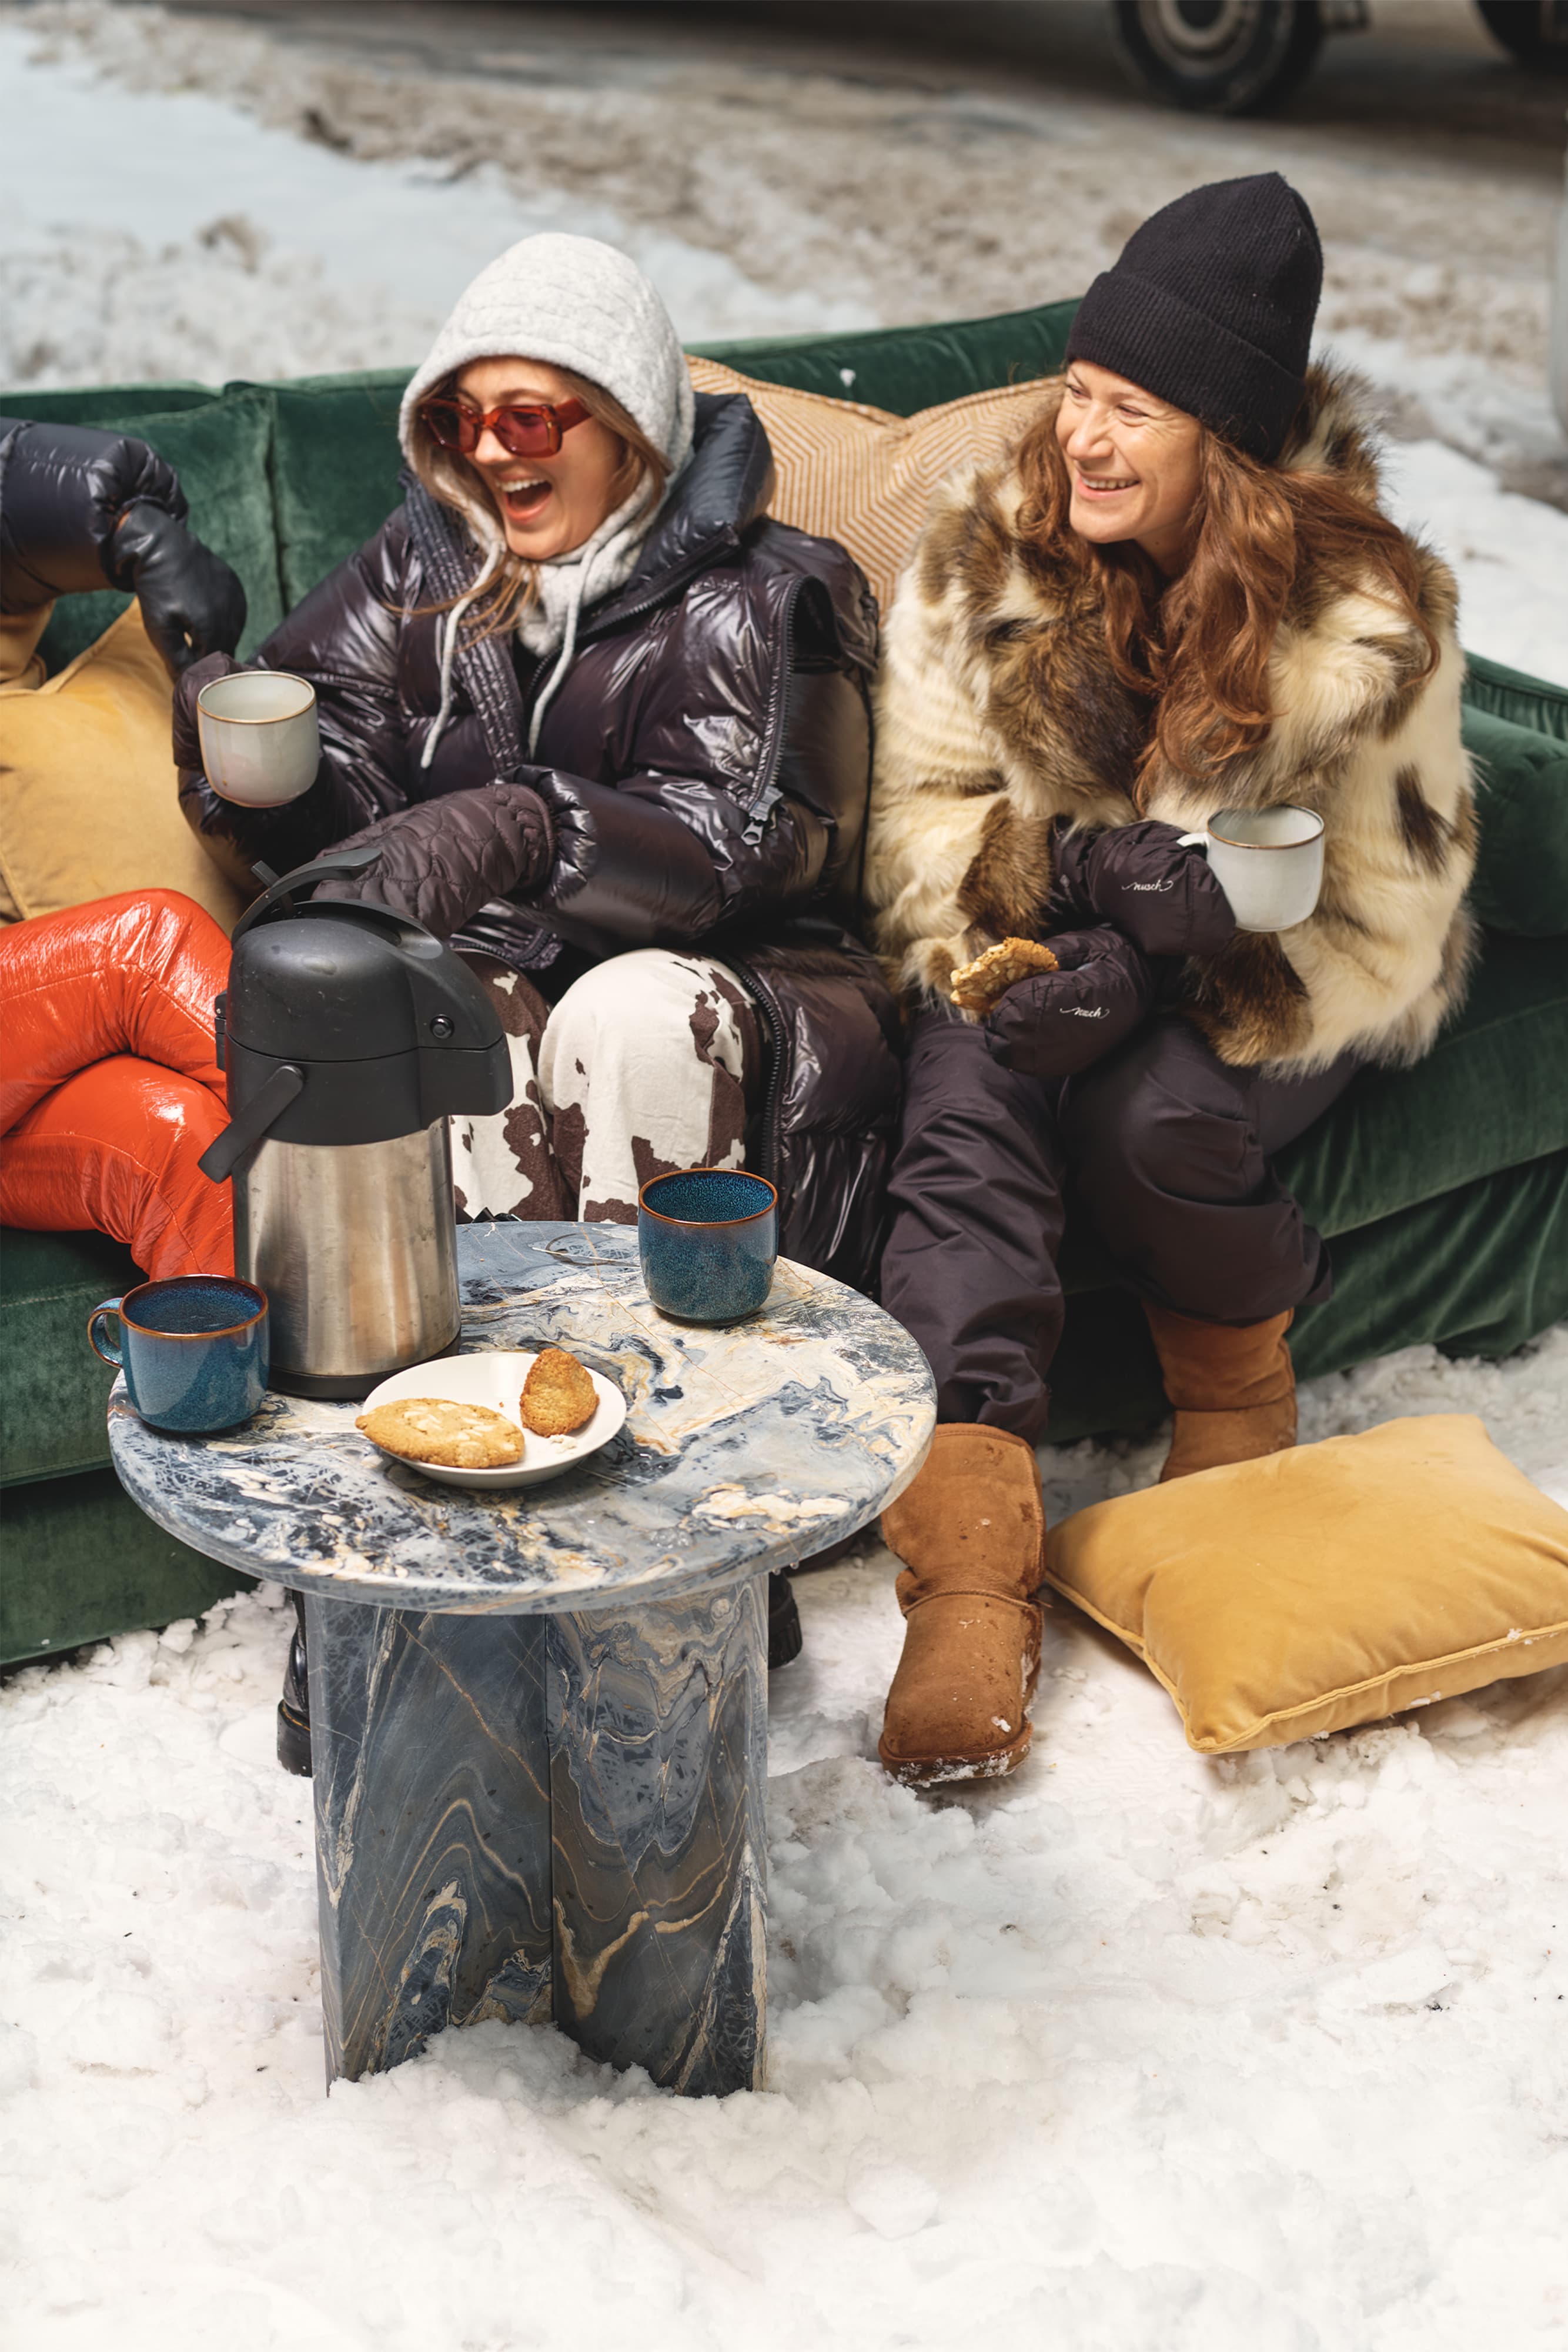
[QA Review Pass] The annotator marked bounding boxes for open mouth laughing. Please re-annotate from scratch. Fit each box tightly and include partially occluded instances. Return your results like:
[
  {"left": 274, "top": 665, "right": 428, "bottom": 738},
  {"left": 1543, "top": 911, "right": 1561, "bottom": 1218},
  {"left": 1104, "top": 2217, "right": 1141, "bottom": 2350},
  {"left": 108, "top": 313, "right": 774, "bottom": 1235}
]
[{"left": 499, "top": 475, "right": 552, "bottom": 523}]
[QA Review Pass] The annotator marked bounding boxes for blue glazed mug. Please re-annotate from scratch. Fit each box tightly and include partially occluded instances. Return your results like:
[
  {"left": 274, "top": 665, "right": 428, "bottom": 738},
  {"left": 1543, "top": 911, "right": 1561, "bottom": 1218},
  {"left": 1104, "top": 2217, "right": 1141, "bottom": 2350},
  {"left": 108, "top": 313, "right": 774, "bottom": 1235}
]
[
  {"left": 88, "top": 1276, "right": 269, "bottom": 1432},
  {"left": 638, "top": 1168, "right": 779, "bottom": 1324}
]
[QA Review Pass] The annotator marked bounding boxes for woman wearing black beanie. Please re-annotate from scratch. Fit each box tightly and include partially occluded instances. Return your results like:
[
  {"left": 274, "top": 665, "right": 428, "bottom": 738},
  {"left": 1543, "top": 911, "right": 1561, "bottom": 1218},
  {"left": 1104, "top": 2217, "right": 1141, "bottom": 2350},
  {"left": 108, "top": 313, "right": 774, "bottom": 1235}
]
[{"left": 864, "top": 174, "right": 1477, "bottom": 1789}]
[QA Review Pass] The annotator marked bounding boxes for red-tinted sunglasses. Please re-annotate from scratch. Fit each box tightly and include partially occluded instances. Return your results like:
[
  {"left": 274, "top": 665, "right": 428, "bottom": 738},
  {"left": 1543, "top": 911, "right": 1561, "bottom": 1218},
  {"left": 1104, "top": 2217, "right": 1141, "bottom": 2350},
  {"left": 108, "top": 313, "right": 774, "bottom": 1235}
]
[{"left": 419, "top": 393, "right": 590, "bottom": 460}]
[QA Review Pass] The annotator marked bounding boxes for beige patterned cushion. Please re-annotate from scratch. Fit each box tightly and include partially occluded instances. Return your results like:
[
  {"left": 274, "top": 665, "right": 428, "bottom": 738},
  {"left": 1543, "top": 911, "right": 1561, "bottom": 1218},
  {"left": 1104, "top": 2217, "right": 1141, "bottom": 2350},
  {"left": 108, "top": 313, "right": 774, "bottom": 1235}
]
[{"left": 686, "top": 356, "right": 1053, "bottom": 614}]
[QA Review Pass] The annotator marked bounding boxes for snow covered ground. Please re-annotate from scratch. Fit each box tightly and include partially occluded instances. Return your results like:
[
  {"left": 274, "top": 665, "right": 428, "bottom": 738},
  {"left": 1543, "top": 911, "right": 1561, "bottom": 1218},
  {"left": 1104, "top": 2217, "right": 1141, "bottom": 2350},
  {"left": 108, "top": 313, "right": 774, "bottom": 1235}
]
[
  {"left": 4, "top": 7, "right": 1568, "bottom": 2345},
  {"left": 2, "top": 0, "right": 1567, "bottom": 679},
  {"left": 6, "top": 1331, "right": 1568, "bottom": 2351}
]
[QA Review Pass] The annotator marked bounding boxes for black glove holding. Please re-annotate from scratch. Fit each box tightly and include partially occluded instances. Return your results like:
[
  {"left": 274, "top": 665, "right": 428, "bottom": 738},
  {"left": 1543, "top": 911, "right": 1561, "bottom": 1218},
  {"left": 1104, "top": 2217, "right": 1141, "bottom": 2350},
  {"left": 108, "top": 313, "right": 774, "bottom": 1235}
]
[
  {"left": 983, "top": 926, "right": 1157, "bottom": 1081},
  {"left": 312, "top": 782, "right": 556, "bottom": 939},
  {"left": 1053, "top": 818, "right": 1236, "bottom": 959},
  {"left": 112, "top": 503, "right": 247, "bottom": 679}
]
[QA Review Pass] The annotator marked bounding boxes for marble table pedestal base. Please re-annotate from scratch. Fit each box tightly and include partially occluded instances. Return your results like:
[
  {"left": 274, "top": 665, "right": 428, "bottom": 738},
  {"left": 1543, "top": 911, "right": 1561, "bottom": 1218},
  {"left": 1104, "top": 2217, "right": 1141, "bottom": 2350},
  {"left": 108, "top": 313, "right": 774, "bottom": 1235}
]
[{"left": 305, "top": 1569, "right": 768, "bottom": 2097}]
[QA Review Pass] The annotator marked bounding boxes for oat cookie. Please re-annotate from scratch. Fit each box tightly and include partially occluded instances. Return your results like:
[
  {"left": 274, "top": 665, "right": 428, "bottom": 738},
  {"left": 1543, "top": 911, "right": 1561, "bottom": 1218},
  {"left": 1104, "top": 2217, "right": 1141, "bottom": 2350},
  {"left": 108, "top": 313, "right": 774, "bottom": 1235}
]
[
  {"left": 950, "top": 936, "right": 1059, "bottom": 1014},
  {"left": 519, "top": 1347, "right": 600, "bottom": 1438},
  {"left": 356, "top": 1397, "right": 526, "bottom": 1469}
]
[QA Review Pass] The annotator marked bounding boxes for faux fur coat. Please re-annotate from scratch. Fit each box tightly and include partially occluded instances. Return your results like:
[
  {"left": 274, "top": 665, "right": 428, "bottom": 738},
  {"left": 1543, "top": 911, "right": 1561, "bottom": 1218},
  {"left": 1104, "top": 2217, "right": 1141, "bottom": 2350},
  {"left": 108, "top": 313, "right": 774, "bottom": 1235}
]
[{"left": 865, "top": 368, "right": 1477, "bottom": 1074}]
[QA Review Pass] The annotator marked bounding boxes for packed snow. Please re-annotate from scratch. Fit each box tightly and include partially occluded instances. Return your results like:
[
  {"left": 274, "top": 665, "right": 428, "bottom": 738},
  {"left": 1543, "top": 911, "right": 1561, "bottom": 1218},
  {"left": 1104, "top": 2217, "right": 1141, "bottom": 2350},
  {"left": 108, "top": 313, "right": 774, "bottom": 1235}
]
[
  {"left": 6, "top": 1332, "right": 1568, "bottom": 2350},
  {"left": 4, "top": 6, "right": 1568, "bottom": 2346},
  {"left": 2, "top": 1, "right": 1566, "bottom": 680}
]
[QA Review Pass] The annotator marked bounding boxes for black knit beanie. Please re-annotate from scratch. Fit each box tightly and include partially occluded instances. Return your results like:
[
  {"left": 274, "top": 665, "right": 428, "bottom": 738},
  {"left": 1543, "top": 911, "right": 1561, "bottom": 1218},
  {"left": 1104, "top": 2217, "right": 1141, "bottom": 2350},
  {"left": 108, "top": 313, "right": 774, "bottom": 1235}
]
[{"left": 1065, "top": 174, "right": 1323, "bottom": 463}]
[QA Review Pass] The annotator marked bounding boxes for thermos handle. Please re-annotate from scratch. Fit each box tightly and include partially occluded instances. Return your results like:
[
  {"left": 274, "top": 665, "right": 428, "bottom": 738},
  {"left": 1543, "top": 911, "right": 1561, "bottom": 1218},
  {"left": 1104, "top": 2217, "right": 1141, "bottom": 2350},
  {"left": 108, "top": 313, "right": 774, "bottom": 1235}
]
[
  {"left": 231, "top": 844, "right": 384, "bottom": 943},
  {"left": 198, "top": 1062, "right": 306, "bottom": 1185},
  {"left": 88, "top": 1297, "right": 126, "bottom": 1367}
]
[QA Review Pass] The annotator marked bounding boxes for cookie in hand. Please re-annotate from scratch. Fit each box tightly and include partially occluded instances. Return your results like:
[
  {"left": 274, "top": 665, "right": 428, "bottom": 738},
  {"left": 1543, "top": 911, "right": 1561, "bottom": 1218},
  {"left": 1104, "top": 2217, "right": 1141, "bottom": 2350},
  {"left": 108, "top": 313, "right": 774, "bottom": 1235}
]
[{"left": 950, "top": 936, "right": 1059, "bottom": 1014}]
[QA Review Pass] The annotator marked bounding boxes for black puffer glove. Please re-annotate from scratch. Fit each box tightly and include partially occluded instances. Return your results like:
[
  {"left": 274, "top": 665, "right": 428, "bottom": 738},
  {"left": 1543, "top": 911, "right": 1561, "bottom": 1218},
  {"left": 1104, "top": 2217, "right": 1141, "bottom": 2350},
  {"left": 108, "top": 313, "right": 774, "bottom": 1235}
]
[
  {"left": 1079, "top": 819, "right": 1236, "bottom": 958},
  {"left": 171, "top": 650, "right": 243, "bottom": 769},
  {"left": 984, "top": 926, "right": 1156, "bottom": 1080},
  {"left": 312, "top": 782, "right": 556, "bottom": 939},
  {"left": 0, "top": 419, "right": 186, "bottom": 607},
  {"left": 112, "top": 503, "right": 248, "bottom": 679}
]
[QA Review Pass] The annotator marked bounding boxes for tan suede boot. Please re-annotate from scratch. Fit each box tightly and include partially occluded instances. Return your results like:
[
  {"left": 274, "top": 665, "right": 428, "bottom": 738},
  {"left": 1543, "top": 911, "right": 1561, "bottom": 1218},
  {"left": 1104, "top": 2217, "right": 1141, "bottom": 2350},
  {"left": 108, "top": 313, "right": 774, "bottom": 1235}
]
[
  {"left": 1142, "top": 1303, "right": 1297, "bottom": 1482},
  {"left": 878, "top": 1425, "right": 1045, "bottom": 1788}
]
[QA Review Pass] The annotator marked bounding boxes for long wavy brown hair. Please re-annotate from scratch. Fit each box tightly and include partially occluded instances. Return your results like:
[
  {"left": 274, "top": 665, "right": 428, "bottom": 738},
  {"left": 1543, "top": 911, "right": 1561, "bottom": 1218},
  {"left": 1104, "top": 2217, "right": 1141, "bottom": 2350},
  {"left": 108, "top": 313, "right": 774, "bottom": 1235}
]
[
  {"left": 1014, "top": 392, "right": 1439, "bottom": 786},
  {"left": 406, "top": 362, "right": 672, "bottom": 645}
]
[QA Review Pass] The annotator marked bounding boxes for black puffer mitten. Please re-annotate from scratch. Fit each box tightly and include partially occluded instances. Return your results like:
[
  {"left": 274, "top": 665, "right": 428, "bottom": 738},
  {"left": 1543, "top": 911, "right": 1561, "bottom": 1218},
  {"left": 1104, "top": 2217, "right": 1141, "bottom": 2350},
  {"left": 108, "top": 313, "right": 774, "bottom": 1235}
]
[
  {"left": 984, "top": 927, "right": 1156, "bottom": 1080},
  {"left": 1080, "top": 819, "right": 1236, "bottom": 958},
  {"left": 312, "top": 783, "right": 555, "bottom": 939}
]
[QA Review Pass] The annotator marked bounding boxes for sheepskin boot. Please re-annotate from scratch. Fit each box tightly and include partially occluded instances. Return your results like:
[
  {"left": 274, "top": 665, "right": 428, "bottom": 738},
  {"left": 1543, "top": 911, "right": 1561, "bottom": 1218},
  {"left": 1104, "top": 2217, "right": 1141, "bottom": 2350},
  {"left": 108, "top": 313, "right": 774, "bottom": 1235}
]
[
  {"left": 1143, "top": 1304, "right": 1296, "bottom": 1482},
  {"left": 878, "top": 1425, "right": 1045, "bottom": 1787}
]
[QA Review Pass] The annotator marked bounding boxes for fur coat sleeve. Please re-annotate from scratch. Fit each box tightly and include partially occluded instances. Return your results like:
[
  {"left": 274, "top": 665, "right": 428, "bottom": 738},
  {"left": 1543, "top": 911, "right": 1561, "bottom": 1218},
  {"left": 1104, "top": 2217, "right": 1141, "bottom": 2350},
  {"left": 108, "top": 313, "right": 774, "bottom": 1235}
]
[{"left": 864, "top": 369, "right": 1477, "bottom": 1075}]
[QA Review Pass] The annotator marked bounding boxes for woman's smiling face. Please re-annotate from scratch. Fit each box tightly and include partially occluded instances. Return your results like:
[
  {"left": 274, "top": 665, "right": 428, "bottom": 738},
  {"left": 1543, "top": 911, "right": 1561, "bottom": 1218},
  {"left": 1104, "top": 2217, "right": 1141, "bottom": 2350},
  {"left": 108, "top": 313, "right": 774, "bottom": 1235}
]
[
  {"left": 456, "top": 355, "right": 629, "bottom": 562},
  {"left": 1056, "top": 360, "right": 1205, "bottom": 573}
]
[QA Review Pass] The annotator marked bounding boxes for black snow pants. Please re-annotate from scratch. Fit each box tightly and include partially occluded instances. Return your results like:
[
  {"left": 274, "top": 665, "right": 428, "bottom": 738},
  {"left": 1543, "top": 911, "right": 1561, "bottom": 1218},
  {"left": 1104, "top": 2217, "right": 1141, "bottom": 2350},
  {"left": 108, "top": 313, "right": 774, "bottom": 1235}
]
[{"left": 879, "top": 1004, "right": 1360, "bottom": 1443}]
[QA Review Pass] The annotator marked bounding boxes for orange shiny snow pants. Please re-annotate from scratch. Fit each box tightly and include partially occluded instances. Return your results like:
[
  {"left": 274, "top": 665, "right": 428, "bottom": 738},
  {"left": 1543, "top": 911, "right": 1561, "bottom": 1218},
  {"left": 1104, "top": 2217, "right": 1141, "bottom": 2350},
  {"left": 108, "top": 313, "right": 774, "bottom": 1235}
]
[{"left": 0, "top": 890, "right": 233, "bottom": 1279}]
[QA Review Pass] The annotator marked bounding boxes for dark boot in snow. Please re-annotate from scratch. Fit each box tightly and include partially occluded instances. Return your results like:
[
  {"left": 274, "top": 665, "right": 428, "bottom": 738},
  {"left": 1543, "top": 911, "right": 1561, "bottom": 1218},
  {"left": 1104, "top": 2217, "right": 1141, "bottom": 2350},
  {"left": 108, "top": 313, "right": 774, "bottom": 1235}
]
[
  {"left": 768, "top": 1570, "right": 803, "bottom": 1668},
  {"left": 276, "top": 1589, "right": 312, "bottom": 1776},
  {"left": 1144, "top": 1304, "right": 1297, "bottom": 1482}
]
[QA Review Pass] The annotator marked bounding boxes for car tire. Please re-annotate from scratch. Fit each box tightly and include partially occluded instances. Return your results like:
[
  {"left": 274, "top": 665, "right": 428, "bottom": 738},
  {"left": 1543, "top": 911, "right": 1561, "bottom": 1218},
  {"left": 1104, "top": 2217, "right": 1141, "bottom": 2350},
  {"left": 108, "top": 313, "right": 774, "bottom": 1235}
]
[
  {"left": 1110, "top": 0, "right": 1326, "bottom": 113},
  {"left": 1475, "top": 1, "right": 1568, "bottom": 72}
]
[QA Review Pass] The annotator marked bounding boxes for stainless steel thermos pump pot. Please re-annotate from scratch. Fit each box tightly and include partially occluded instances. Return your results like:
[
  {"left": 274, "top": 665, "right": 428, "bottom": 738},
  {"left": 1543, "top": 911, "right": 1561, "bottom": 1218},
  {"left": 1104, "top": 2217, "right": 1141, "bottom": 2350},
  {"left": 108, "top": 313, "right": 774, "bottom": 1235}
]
[{"left": 199, "top": 850, "right": 512, "bottom": 1398}]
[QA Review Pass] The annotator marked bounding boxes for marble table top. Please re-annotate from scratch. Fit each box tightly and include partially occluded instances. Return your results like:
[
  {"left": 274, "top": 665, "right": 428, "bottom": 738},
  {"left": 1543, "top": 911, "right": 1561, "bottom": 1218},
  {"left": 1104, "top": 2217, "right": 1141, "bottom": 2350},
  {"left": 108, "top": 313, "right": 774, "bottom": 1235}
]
[{"left": 108, "top": 1222, "right": 935, "bottom": 1614}]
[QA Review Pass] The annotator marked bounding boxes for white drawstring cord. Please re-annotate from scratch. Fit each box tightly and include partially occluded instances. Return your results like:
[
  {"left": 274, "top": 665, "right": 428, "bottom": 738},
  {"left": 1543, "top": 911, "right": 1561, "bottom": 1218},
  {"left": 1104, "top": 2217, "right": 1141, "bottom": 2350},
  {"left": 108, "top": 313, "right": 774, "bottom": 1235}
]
[{"left": 523, "top": 482, "right": 658, "bottom": 755}]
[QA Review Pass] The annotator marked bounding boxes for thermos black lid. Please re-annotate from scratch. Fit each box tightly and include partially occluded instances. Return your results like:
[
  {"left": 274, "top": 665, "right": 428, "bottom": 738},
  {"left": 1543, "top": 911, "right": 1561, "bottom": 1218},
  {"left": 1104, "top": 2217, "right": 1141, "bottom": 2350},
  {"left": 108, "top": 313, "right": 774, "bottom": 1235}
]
[
  {"left": 200, "top": 854, "right": 514, "bottom": 1167},
  {"left": 228, "top": 904, "right": 500, "bottom": 1063}
]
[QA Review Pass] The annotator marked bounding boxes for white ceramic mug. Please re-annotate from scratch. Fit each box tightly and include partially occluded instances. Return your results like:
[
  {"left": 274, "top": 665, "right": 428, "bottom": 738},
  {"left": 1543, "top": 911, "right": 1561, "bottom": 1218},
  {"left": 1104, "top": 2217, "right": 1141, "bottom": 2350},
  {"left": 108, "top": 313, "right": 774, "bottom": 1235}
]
[
  {"left": 1178, "top": 805, "right": 1325, "bottom": 934},
  {"left": 196, "top": 671, "right": 320, "bottom": 807}
]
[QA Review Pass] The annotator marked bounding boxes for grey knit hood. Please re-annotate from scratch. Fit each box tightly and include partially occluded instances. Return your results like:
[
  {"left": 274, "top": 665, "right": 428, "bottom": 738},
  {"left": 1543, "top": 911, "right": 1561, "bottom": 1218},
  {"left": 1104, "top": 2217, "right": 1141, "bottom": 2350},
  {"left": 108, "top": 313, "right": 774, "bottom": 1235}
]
[{"left": 400, "top": 233, "right": 696, "bottom": 756}]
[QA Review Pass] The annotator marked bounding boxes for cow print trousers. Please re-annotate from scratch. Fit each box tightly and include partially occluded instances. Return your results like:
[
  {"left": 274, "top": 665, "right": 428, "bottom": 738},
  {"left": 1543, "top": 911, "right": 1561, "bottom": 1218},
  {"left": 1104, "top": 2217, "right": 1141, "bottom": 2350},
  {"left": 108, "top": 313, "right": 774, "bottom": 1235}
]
[{"left": 450, "top": 948, "right": 762, "bottom": 1225}]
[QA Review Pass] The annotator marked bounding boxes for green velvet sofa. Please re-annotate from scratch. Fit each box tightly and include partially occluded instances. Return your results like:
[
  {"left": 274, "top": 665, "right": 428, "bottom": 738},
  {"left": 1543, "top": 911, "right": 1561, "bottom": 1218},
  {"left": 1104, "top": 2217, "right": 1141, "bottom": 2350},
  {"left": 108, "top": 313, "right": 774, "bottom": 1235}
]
[{"left": 5, "top": 298, "right": 1567, "bottom": 1665}]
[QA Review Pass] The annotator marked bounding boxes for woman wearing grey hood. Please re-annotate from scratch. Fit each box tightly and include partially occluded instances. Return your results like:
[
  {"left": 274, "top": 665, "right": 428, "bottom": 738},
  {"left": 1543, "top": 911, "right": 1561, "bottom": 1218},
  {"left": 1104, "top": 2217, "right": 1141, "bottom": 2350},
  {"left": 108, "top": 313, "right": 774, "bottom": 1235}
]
[{"left": 176, "top": 233, "right": 896, "bottom": 1284}]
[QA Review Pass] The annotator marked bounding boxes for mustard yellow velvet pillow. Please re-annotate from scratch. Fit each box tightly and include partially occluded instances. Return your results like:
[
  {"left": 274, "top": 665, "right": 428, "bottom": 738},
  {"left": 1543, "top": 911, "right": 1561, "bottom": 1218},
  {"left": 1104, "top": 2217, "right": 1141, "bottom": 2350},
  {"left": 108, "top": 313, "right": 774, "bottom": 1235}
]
[
  {"left": 0, "top": 604, "right": 244, "bottom": 931},
  {"left": 686, "top": 355, "right": 1051, "bottom": 614},
  {"left": 1044, "top": 1415, "right": 1568, "bottom": 1754}
]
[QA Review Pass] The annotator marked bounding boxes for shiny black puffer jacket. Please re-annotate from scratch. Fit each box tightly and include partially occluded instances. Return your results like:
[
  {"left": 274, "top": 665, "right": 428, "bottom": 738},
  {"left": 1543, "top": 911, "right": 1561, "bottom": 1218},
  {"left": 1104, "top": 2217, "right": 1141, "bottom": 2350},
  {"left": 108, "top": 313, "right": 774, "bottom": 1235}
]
[
  {"left": 180, "top": 392, "right": 902, "bottom": 1287},
  {"left": 1, "top": 418, "right": 245, "bottom": 674},
  {"left": 1, "top": 417, "right": 182, "bottom": 603}
]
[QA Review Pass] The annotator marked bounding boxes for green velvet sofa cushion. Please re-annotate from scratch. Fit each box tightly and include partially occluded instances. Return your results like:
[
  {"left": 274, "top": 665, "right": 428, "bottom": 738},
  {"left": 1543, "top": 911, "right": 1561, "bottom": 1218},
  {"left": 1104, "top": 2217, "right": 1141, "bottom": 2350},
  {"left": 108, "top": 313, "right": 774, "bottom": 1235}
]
[
  {"left": 1463, "top": 705, "right": 1568, "bottom": 937},
  {"left": 262, "top": 370, "right": 412, "bottom": 612},
  {"left": 1274, "top": 930, "right": 1568, "bottom": 1230},
  {"left": 1463, "top": 652, "right": 1568, "bottom": 744},
  {"left": 1, "top": 1466, "right": 249, "bottom": 1665},
  {"left": 1, "top": 1227, "right": 141, "bottom": 1486},
  {"left": 4, "top": 382, "right": 220, "bottom": 429},
  {"left": 34, "top": 387, "right": 285, "bottom": 673}
]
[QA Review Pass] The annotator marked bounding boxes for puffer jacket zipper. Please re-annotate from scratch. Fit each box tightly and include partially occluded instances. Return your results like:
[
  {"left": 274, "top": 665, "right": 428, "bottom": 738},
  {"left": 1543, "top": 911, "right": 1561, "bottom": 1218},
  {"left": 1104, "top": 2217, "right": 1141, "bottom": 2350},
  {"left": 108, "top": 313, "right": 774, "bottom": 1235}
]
[
  {"left": 725, "top": 946, "right": 789, "bottom": 1190},
  {"left": 720, "top": 577, "right": 806, "bottom": 1187}
]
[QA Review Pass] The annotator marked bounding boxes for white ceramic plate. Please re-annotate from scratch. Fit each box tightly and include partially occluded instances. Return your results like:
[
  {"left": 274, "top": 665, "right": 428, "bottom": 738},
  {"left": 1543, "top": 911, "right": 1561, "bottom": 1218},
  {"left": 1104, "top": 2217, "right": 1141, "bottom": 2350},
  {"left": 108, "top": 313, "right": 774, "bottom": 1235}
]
[{"left": 356, "top": 1349, "right": 626, "bottom": 1489}]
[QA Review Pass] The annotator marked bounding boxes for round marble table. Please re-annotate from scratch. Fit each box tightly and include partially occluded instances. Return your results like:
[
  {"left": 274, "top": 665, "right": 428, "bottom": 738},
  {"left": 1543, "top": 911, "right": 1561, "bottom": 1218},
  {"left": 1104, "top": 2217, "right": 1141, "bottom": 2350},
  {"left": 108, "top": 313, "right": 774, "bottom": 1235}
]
[{"left": 109, "top": 1222, "right": 934, "bottom": 2097}]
